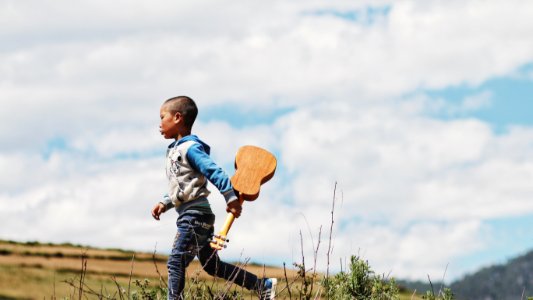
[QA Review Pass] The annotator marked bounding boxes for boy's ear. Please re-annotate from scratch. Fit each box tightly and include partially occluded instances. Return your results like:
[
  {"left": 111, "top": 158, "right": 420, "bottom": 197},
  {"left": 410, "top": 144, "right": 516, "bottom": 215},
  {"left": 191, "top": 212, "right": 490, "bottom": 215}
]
[{"left": 173, "top": 111, "right": 182, "bottom": 124}]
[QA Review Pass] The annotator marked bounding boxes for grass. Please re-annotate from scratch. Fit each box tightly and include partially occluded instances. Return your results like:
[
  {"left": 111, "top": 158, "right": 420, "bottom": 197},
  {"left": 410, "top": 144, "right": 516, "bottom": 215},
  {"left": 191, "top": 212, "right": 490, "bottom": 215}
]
[
  {"left": 0, "top": 239, "right": 449, "bottom": 299},
  {"left": 0, "top": 240, "right": 298, "bottom": 299}
]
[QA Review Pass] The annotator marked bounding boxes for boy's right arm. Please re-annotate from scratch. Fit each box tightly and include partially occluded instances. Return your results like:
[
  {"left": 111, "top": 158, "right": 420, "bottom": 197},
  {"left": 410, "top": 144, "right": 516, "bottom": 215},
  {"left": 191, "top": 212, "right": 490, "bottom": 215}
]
[
  {"left": 151, "top": 202, "right": 165, "bottom": 220},
  {"left": 152, "top": 194, "right": 174, "bottom": 220}
]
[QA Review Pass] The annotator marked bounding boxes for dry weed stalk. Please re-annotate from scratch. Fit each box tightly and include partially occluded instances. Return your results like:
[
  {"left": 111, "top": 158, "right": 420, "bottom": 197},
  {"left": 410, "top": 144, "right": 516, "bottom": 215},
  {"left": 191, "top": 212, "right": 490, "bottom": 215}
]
[
  {"left": 326, "top": 182, "right": 337, "bottom": 282},
  {"left": 283, "top": 262, "right": 293, "bottom": 299},
  {"left": 152, "top": 246, "right": 168, "bottom": 289},
  {"left": 79, "top": 250, "right": 87, "bottom": 300},
  {"left": 127, "top": 254, "right": 135, "bottom": 298}
]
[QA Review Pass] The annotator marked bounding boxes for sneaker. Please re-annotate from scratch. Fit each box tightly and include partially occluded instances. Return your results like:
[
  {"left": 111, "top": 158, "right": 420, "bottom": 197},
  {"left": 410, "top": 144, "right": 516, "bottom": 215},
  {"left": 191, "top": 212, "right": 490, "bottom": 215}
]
[{"left": 259, "top": 278, "right": 277, "bottom": 300}]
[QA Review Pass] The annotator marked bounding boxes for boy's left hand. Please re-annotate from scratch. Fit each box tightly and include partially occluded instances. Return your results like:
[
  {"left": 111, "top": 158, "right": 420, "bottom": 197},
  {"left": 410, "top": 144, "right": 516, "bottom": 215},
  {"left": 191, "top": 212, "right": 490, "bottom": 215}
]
[
  {"left": 151, "top": 202, "right": 166, "bottom": 220},
  {"left": 226, "top": 200, "right": 242, "bottom": 218}
]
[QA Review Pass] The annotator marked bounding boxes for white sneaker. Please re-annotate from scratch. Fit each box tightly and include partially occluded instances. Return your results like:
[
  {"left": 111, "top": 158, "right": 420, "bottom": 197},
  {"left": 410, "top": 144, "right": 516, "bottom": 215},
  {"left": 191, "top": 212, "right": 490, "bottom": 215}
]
[{"left": 259, "top": 278, "right": 277, "bottom": 299}]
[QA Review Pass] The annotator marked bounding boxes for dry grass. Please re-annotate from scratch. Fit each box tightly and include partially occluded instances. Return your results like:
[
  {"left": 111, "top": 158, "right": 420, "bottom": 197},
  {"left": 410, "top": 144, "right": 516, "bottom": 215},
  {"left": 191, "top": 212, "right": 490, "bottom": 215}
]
[{"left": 0, "top": 240, "right": 299, "bottom": 299}]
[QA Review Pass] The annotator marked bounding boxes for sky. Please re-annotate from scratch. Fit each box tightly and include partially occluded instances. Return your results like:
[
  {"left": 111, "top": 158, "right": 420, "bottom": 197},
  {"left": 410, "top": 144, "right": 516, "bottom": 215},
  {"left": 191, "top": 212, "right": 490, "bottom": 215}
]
[{"left": 1, "top": 0, "right": 533, "bottom": 282}]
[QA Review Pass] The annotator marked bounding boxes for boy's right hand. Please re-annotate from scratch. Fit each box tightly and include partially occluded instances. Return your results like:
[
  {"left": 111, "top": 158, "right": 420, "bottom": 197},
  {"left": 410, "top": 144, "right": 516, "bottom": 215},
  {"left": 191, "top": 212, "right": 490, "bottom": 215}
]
[{"left": 151, "top": 202, "right": 166, "bottom": 220}]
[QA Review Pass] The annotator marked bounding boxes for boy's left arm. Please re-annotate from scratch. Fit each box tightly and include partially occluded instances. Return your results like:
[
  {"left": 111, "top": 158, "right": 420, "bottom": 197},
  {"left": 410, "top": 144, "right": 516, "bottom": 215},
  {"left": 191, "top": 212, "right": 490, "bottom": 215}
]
[
  {"left": 226, "top": 197, "right": 242, "bottom": 218},
  {"left": 187, "top": 144, "right": 241, "bottom": 217}
]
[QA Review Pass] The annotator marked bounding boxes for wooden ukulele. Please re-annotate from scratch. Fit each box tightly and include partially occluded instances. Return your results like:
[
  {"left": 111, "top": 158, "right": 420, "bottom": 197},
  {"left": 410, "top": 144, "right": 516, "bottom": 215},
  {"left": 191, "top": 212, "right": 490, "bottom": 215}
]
[{"left": 209, "top": 145, "right": 277, "bottom": 250}]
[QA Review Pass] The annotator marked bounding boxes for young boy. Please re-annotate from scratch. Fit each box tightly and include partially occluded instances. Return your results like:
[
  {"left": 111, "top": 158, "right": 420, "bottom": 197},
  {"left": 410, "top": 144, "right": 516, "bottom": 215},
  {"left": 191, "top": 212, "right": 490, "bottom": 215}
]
[{"left": 151, "top": 96, "right": 277, "bottom": 300}]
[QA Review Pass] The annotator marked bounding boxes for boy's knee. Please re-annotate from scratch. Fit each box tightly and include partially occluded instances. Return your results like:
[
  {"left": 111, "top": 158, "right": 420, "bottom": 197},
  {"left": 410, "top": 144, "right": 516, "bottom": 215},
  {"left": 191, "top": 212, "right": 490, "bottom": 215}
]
[
  {"left": 167, "top": 251, "right": 191, "bottom": 269},
  {"left": 200, "top": 256, "right": 220, "bottom": 276},
  {"left": 202, "top": 264, "right": 217, "bottom": 276}
]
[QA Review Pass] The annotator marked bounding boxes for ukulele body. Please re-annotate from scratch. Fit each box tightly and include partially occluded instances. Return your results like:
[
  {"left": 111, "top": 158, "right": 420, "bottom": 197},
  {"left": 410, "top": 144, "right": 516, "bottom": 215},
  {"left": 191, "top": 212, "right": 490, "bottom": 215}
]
[{"left": 209, "top": 145, "right": 276, "bottom": 250}]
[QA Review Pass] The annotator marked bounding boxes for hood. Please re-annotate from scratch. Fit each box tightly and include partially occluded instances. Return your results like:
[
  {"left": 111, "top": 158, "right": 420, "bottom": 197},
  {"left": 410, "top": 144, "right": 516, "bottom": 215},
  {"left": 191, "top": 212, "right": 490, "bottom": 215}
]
[{"left": 175, "top": 134, "right": 211, "bottom": 154}]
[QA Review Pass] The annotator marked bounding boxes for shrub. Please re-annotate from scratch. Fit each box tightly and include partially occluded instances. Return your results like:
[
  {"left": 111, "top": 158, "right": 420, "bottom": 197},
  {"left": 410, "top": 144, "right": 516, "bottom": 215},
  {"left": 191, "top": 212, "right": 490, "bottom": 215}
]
[{"left": 322, "top": 255, "right": 399, "bottom": 300}]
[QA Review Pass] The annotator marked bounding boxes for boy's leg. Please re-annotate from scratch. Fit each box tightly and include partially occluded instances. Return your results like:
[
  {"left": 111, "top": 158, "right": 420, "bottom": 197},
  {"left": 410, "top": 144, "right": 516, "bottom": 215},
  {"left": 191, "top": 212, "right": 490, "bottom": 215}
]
[
  {"left": 167, "top": 212, "right": 208, "bottom": 300},
  {"left": 198, "top": 241, "right": 262, "bottom": 291}
]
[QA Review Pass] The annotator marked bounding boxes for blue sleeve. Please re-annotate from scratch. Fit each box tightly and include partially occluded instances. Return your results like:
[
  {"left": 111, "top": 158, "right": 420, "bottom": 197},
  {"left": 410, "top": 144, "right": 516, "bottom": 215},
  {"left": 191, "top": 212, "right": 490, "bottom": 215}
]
[
  {"left": 160, "top": 194, "right": 175, "bottom": 210},
  {"left": 187, "top": 143, "right": 238, "bottom": 203}
]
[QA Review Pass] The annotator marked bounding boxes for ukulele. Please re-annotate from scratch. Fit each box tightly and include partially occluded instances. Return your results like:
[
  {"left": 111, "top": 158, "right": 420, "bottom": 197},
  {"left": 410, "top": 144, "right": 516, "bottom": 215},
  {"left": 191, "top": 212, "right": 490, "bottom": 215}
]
[{"left": 209, "top": 145, "right": 277, "bottom": 250}]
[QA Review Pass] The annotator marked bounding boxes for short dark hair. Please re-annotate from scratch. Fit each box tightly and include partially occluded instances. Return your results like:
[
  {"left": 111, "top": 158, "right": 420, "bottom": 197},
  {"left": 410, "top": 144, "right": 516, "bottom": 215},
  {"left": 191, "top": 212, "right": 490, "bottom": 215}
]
[{"left": 163, "top": 96, "right": 198, "bottom": 129}]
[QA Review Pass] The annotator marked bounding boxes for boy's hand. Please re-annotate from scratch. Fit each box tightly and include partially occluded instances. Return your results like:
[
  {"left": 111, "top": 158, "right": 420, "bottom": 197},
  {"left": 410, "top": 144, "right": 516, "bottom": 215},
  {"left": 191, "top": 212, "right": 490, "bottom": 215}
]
[
  {"left": 226, "top": 200, "right": 242, "bottom": 218},
  {"left": 151, "top": 202, "right": 166, "bottom": 220}
]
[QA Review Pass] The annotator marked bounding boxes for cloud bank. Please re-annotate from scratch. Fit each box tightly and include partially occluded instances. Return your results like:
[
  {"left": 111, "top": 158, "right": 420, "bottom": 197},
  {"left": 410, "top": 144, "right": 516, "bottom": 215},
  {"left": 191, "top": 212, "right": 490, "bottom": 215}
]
[{"left": 2, "top": 0, "right": 533, "bottom": 281}]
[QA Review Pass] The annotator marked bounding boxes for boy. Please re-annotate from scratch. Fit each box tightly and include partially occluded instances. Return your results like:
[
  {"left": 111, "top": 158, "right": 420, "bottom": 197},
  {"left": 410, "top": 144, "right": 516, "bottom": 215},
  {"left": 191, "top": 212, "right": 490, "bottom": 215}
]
[{"left": 151, "top": 96, "right": 277, "bottom": 300}]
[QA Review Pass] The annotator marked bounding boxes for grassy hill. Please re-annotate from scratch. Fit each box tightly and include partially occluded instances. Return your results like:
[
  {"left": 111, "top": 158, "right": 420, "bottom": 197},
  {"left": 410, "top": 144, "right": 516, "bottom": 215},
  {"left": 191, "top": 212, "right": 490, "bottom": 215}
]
[
  {"left": 0, "top": 239, "right": 295, "bottom": 299},
  {"left": 0, "top": 239, "right": 441, "bottom": 299}
]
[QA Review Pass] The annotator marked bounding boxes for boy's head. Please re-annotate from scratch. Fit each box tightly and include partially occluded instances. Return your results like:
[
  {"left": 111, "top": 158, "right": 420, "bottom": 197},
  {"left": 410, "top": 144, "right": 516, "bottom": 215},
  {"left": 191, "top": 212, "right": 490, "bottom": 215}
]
[{"left": 159, "top": 96, "right": 198, "bottom": 140}]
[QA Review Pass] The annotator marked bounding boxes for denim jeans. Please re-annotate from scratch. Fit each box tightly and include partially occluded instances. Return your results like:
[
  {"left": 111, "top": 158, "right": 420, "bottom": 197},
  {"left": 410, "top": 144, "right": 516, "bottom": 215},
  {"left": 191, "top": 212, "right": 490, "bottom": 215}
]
[{"left": 167, "top": 209, "right": 261, "bottom": 300}]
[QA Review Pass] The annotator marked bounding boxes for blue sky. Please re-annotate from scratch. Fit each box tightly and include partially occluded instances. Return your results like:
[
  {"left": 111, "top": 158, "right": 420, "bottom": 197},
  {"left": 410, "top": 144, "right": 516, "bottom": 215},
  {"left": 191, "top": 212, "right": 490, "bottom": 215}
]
[
  {"left": 1, "top": 0, "right": 533, "bottom": 283},
  {"left": 427, "top": 70, "right": 533, "bottom": 131},
  {"left": 431, "top": 70, "right": 533, "bottom": 270}
]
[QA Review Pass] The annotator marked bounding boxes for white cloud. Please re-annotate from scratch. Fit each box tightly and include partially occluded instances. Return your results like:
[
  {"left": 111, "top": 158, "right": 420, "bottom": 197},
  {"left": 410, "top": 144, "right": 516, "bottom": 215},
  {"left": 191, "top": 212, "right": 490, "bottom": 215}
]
[
  {"left": 424, "top": 91, "right": 493, "bottom": 117},
  {"left": 3, "top": 97, "right": 531, "bottom": 281},
  {"left": 329, "top": 219, "right": 485, "bottom": 280},
  {"left": 461, "top": 91, "right": 492, "bottom": 112},
  {"left": 3, "top": 0, "right": 533, "bottom": 107},
  {"left": 271, "top": 99, "right": 533, "bottom": 279}
]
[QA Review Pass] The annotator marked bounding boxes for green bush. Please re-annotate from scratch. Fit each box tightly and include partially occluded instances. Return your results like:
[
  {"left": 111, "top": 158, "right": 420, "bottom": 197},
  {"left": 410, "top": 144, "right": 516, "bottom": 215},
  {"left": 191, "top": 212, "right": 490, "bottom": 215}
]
[{"left": 322, "top": 255, "right": 399, "bottom": 300}]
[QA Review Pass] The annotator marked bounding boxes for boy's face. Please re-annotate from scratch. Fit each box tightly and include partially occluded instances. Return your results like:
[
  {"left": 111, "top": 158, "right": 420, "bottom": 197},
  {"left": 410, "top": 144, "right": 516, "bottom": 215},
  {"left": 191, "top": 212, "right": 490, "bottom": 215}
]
[{"left": 159, "top": 104, "right": 181, "bottom": 139}]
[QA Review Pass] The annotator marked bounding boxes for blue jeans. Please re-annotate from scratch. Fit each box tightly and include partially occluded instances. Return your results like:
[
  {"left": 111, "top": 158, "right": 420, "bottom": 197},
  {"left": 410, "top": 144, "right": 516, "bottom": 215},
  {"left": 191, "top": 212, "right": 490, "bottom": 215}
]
[{"left": 167, "top": 210, "right": 261, "bottom": 299}]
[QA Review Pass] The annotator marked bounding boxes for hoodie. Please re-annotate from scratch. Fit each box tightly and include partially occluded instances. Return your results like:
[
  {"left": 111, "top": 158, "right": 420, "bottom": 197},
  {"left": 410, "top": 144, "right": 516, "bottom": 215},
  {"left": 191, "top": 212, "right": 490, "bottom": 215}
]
[{"left": 161, "top": 135, "right": 238, "bottom": 214}]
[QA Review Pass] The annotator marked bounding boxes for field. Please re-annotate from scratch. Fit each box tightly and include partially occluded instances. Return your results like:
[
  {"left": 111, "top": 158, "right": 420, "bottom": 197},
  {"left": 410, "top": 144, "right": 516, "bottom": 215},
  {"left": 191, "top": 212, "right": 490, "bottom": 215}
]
[
  {"left": 0, "top": 239, "right": 301, "bottom": 299},
  {"left": 0, "top": 240, "right": 432, "bottom": 299},
  {"left": 0, "top": 239, "right": 297, "bottom": 299}
]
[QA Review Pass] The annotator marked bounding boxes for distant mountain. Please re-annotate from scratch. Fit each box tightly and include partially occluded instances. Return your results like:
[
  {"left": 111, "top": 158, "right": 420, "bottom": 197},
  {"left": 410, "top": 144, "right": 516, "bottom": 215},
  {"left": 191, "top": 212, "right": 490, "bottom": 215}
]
[
  {"left": 399, "top": 249, "right": 533, "bottom": 300},
  {"left": 450, "top": 249, "right": 533, "bottom": 300}
]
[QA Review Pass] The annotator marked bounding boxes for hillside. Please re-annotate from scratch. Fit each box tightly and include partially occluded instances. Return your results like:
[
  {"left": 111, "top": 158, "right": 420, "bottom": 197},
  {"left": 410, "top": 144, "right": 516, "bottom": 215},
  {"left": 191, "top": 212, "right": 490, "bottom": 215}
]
[
  {"left": 450, "top": 249, "right": 533, "bottom": 300},
  {"left": 0, "top": 239, "right": 432, "bottom": 299},
  {"left": 0, "top": 239, "right": 295, "bottom": 299},
  {"left": 399, "top": 249, "right": 533, "bottom": 300}
]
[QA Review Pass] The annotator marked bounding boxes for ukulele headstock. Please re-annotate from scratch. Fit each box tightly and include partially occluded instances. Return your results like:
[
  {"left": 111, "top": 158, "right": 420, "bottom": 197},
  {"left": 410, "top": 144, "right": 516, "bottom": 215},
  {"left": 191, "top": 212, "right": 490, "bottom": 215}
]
[{"left": 209, "top": 234, "right": 229, "bottom": 250}]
